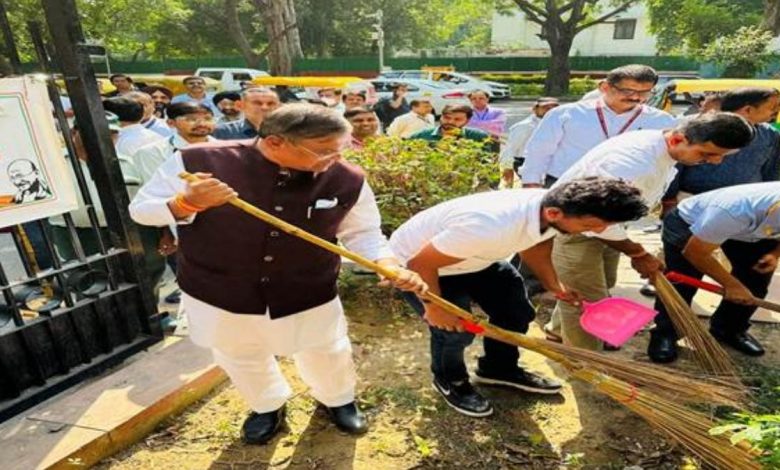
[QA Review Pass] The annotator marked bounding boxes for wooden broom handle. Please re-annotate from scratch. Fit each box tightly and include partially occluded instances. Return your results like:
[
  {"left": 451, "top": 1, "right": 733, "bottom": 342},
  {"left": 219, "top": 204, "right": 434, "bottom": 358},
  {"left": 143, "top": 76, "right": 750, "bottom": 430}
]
[{"left": 178, "top": 171, "right": 488, "bottom": 332}]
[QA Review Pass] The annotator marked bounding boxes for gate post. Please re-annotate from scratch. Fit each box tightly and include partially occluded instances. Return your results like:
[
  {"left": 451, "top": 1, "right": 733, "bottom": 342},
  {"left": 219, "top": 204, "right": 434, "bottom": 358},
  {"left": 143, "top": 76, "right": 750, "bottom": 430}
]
[{"left": 40, "top": 0, "right": 161, "bottom": 336}]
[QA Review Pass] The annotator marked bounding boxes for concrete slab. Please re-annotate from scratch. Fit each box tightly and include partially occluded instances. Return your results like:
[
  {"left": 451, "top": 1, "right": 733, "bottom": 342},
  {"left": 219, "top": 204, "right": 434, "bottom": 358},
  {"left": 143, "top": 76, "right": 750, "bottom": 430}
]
[{"left": 0, "top": 336, "right": 227, "bottom": 469}]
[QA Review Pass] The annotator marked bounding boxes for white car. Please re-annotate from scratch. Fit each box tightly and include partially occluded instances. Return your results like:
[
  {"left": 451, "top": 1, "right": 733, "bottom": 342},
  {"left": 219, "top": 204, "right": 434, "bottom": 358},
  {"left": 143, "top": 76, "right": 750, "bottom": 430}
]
[
  {"left": 194, "top": 67, "right": 270, "bottom": 91},
  {"left": 370, "top": 78, "right": 470, "bottom": 116},
  {"left": 379, "top": 70, "right": 511, "bottom": 100}
]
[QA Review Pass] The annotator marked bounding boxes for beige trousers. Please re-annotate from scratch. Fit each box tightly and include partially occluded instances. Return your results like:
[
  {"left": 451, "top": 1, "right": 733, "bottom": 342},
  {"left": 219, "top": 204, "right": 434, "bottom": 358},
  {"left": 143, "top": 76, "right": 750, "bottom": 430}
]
[{"left": 550, "top": 234, "right": 621, "bottom": 350}]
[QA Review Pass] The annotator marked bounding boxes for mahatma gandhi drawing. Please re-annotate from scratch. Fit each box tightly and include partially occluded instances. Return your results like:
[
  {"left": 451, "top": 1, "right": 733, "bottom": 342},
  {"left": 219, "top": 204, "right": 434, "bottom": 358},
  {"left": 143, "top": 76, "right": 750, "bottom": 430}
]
[{"left": 7, "top": 159, "right": 52, "bottom": 203}]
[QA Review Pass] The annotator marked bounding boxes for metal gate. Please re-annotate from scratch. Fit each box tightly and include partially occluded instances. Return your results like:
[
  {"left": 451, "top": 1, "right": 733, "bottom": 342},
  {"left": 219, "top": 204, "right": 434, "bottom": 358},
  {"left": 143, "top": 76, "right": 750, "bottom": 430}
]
[{"left": 0, "top": 0, "right": 162, "bottom": 422}]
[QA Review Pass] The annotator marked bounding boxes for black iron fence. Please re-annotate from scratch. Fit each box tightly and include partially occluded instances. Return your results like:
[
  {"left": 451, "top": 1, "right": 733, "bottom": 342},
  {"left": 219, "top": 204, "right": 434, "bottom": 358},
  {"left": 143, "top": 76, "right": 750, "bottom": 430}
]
[{"left": 0, "top": 0, "right": 162, "bottom": 422}]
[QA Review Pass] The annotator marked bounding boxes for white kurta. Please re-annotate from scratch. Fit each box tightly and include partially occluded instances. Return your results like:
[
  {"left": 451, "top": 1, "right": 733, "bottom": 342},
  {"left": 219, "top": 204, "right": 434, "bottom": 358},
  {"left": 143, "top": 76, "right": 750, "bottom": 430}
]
[{"left": 130, "top": 150, "right": 395, "bottom": 412}]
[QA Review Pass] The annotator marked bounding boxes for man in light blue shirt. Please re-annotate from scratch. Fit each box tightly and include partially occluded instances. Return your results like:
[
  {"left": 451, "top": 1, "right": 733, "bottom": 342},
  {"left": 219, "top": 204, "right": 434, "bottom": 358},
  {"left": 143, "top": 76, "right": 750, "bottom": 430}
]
[{"left": 651, "top": 182, "right": 780, "bottom": 362}]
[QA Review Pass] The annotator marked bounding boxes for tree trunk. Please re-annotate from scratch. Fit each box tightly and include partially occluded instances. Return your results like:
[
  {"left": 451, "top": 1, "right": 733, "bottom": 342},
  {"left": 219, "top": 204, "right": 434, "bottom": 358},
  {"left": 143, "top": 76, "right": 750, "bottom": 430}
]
[
  {"left": 764, "top": 0, "right": 780, "bottom": 35},
  {"left": 225, "top": 0, "right": 262, "bottom": 69},
  {"left": 545, "top": 35, "right": 574, "bottom": 96},
  {"left": 255, "top": 0, "right": 302, "bottom": 75}
]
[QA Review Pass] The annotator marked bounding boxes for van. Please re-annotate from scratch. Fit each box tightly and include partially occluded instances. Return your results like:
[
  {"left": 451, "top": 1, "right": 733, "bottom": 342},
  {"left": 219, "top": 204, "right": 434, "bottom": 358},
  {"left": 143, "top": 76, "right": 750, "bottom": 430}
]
[{"left": 195, "top": 68, "right": 271, "bottom": 91}]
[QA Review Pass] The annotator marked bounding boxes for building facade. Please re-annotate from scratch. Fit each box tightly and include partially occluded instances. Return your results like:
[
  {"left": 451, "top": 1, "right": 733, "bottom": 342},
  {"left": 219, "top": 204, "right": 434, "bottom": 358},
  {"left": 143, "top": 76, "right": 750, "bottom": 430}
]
[{"left": 491, "top": 5, "right": 658, "bottom": 56}]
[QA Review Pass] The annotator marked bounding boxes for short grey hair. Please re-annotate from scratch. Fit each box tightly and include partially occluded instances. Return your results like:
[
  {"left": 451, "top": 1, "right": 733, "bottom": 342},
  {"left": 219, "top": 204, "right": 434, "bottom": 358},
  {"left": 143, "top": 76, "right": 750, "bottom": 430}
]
[
  {"left": 124, "top": 91, "right": 152, "bottom": 105},
  {"left": 258, "top": 103, "right": 350, "bottom": 141},
  {"left": 241, "top": 86, "right": 279, "bottom": 100}
]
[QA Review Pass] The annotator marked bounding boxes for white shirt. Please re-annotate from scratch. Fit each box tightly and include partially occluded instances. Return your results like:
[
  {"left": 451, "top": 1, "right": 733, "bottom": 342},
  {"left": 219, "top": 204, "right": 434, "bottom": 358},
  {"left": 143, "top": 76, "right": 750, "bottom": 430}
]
[
  {"left": 132, "top": 134, "right": 216, "bottom": 184},
  {"left": 499, "top": 114, "right": 540, "bottom": 171},
  {"left": 129, "top": 152, "right": 396, "bottom": 262},
  {"left": 390, "top": 189, "right": 557, "bottom": 276},
  {"left": 579, "top": 88, "right": 603, "bottom": 101},
  {"left": 554, "top": 129, "right": 678, "bottom": 241},
  {"left": 116, "top": 123, "right": 165, "bottom": 157},
  {"left": 142, "top": 116, "right": 174, "bottom": 138},
  {"left": 522, "top": 100, "right": 677, "bottom": 184},
  {"left": 386, "top": 111, "right": 435, "bottom": 138}
]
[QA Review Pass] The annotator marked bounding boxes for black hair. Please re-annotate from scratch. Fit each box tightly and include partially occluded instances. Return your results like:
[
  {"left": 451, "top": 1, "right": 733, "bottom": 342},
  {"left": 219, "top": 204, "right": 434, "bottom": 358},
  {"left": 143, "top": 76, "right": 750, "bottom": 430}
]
[
  {"left": 390, "top": 83, "right": 408, "bottom": 91},
  {"left": 676, "top": 112, "right": 755, "bottom": 149},
  {"left": 166, "top": 102, "right": 214, "bottom": 120},
  {"left": 343, "top": 106, "right": 376, "bottom": 120},
  {"left": 542, "top": 177, "right": 648, "bottom": 223},
  {"left": 343, "top": 91, "right": 366, "bottom": 101},
  {"left": 140, "top": 85, "right": 173, "bottom": 99},
  {"left": 183, "top": 76, "right": 204, "bottom": 85},
  {"left": 720, "top": 87, "right": 780, "bottom": 112},
  {"left": 441, "top": 104, "right": 473, "bottom": 119},
  {"left": 212, "top": 90, "right": 242, "bottom": 106},
  {"left": 102, "top": 96, "right": 143, "bottom": 123},
  {"left": 410, "top": 99, "right": 431, "bottom": 108},
  {"left": 606, "top": 64, "right": 659, "bottom": 86},
  {"left": 109, "top": 73, "right": 132, "bottom": 84}
]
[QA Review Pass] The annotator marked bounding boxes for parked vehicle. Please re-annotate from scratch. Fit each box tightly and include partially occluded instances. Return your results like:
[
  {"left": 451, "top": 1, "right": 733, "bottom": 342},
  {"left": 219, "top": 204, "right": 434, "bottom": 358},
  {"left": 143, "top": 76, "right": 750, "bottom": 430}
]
[
  {"left": 370, "top": 78, "right": 470, "bottom": 116},
  {"left": 251, "top": 76, "right": 378, "bottom": 104},
  {"left": 379, "top": 70, "right": 511, "bottom": 99},
  {"left": 196, "top": 67, "right": 270, "bottom": 91},
  {"left": 650, "top": 78, "right": 780, "bottom": 129}
]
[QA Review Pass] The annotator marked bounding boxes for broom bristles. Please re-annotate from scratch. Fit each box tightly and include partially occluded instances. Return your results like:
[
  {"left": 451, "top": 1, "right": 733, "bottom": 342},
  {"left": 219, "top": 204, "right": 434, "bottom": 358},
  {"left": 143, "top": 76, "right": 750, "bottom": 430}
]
[
  {"left": 574, "top": 369, "right": 761, "bottom": 470},
  {"left": 479, "top": 323, "right": 749, "bottom": 409},
  {"left": 653, "top": 275, "right": 740, "bottom": 378}
]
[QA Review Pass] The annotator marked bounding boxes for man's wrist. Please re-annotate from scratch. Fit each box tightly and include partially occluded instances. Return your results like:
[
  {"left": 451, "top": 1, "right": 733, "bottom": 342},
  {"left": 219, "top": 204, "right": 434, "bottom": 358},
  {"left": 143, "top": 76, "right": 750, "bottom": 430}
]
[{"left": 627, "top": 250, "right": 649, "bottom": 259}]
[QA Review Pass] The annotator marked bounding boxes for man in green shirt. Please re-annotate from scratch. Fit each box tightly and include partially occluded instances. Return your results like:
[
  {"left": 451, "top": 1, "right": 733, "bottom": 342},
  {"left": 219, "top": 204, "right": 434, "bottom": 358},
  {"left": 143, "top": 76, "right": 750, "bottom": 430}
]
[{"left": 409, "top": 104, "right": 498, "bottom": 153}]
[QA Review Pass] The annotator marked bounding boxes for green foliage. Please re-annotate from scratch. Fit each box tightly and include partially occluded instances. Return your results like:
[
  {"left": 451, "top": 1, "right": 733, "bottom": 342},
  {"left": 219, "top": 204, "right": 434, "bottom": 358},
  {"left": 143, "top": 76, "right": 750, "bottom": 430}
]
[
  {"left": 699, "top": 26, "right": 774, "bottom": 78},
  {"left": 506, "top": 77, "right": 597, "bottom": 96},
  {"left": 345, "top": 136, "right": 498, "bottom": 233},
  {"left": 710, "top": 413, "right": 780, "bottom": 467},
  {"left": 645, "top": 0, "right": 764, "bottom": 54}
]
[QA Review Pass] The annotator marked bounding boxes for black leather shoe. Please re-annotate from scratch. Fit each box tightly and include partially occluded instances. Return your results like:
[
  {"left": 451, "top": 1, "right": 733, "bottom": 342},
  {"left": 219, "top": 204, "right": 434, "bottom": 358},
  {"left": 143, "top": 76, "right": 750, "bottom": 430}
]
[
  {"left": 710, "top": 328, "right": 765, "bottom": 357},
  {"left": 327, "top": 402, "right": 368, "bottom": 435},
  {"left": 639, "top": 282, "right": 657, "bottom": 298},
  {"left": 242, "top": 406, "right": 285, "bottom": 445},
  {"left": 648, "top": 333, "right": 678, "bottom": 363}
]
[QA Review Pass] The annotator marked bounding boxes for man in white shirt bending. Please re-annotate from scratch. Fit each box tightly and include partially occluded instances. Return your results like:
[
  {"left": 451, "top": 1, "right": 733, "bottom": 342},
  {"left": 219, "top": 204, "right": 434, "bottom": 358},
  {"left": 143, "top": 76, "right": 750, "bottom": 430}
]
[
  {"left": 390, "top": 177, "right": 650, "bottom": 418},
  {"left": 386, "top": 99, "right": 435, "bottom": 138},
  {"left": 550, "top": 112, "right": 755, "bottom": 350},
  {"left": 103, "top": 96, "right": 165, "bottom": 157},
  {"left": 522, "top": 65, "right": 677, "bottom": 189}
]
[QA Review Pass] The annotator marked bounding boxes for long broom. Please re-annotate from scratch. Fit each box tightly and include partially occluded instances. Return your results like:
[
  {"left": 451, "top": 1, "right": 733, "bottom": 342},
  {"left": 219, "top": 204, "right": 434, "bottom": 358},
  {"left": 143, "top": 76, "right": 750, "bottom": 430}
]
[
  {"left": 179, "top": 172, "right": 758, "bottom": 469},
  {"left": 652, "top": 273, "right": 740, "bottom": 378}
]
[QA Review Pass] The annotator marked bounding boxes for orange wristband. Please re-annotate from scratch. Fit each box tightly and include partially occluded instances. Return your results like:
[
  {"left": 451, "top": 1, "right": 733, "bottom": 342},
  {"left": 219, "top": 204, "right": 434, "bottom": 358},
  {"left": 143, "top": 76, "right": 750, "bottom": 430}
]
[{"left": 173, "top": 194, "right": 206, "bottom": 213}]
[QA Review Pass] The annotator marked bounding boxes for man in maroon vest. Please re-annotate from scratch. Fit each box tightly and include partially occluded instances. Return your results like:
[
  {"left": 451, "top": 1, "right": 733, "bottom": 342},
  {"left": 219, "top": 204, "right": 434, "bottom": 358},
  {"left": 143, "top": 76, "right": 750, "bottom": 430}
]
[{"left": 130, "top": 104, "right": 426, "bottom": 444}]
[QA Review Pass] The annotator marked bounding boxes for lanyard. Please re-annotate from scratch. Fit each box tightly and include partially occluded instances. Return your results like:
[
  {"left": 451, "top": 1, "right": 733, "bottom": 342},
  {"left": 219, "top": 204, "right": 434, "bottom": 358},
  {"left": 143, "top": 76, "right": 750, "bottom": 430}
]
[{"left": 596, "top": 101, "right": 643, "bottom": 139}]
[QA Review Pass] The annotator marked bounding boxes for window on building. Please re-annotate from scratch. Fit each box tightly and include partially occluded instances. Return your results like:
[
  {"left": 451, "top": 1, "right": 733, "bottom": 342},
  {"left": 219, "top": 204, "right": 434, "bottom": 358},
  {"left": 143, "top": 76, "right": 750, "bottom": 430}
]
[{"left": 613, "top": 19, "right": 636, "bottom": 40}]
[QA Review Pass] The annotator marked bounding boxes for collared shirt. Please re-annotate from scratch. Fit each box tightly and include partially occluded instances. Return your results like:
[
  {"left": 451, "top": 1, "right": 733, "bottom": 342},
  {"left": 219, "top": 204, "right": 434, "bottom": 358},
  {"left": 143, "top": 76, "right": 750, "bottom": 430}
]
[
  {"left": 554, "top": 129, "right": 678, "bottom": 241},
  {"left": 386, "top": 111, "right": 435, "bottom": 138},
  {"left": 116, "top": 123, "right": 165, "bottom": 157},
  {"left": 142, "top": 116, "right": 174, "bottom": 138},
  {"left": 390, "top": 189, "right": 557, "bottom": 276},
  {"left": 213, "top": 119, "right": 259, "bottom": 141},
  {"left": 132, "top": 134, "right": 217, "bottom": 184},
  {"left": 171, "top": 93, "right": 221, "bottom": 116},
  {"left": 522, "top": 100, "right": 677, "bottom": 184},
  {"left": 410, "top": 125, "right": 499, "bottom": 154},
  {"left": 129, "top": 149, "right": 395, "bottom": 262},
  {"left": 374, "top": 97, "right": 410, "bottom": 129},
  {"left": 216, "top": 114, "right": 243, "bottom": 125},
  {"left": 678, "top": 182, "right": 780, "bottom": 244},
  {"left": 500, "top": 114, "right": 540, "bottom": 171},
  {"left": 665, "top": 123, "right": 780, "bottom": 197},
  {"left": 468, "top": 106, "right": 507, "bottom": 137}
]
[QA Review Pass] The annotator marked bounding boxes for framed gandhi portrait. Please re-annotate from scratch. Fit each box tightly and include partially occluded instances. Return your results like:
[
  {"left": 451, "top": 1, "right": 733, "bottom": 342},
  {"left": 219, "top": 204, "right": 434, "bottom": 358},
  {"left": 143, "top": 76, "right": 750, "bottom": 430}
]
[{"left": 0, "top": 76, "right": 77, "bottom": 226}]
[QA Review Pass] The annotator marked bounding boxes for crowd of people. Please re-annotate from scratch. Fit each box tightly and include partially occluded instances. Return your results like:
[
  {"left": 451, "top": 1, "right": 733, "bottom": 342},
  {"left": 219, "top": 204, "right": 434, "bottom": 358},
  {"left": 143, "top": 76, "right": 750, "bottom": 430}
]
[{"left": 50, "top": 65, "right": 780, "bottom": 444}]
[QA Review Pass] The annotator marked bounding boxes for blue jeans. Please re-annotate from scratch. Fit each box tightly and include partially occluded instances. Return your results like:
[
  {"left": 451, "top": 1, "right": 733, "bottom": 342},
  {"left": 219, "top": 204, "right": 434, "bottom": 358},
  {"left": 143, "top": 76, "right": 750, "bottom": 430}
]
[{"left": 402, "top": 261, "right": 536, "bottom": 383}]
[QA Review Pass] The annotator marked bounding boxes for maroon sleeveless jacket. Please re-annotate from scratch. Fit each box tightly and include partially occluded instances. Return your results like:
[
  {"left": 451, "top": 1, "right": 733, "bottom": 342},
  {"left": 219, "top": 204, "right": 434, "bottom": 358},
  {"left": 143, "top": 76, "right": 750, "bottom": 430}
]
[{"left": 177, "top": 140, "right": 365, "bottom": 317}]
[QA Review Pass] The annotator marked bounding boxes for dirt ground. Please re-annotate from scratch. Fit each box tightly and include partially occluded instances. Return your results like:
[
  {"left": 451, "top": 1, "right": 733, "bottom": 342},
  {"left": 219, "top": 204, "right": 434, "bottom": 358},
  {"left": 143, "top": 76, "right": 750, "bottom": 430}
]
[{"left": 95, "top": 264, "right": 780, "bottom": 470}]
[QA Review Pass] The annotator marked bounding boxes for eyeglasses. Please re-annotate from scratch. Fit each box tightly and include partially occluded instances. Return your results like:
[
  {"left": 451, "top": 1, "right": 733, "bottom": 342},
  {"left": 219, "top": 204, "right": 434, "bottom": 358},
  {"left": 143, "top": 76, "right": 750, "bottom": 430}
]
[
  {"left": 294, "top": 142, "right": 350, "bottom": 160},
  {"left": 610, "top": 85, "right": 655, "bottom": 98},
  {"left": 175, "top": 116, "right": 215, "bottom": 123}
]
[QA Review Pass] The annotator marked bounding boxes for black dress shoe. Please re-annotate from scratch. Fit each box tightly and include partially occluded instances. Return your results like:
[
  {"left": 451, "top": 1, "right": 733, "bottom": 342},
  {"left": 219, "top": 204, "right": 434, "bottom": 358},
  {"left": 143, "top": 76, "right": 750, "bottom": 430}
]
[
  {"left": 241, "top": 406, "right": 285, "bottom": 445},
  {"left": 648, "top": 333, "right": 678, "bottom": 363},
  {"left": 327, "top": 402, "right": 368, "bottom": 435},
  {"left": 710, "top": 328, "right": 765, "bottom": 357}
]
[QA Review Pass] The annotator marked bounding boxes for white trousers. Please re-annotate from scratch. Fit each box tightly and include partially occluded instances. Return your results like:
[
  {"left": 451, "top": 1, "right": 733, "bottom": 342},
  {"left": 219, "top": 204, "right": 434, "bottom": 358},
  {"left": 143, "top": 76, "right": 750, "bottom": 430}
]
[{"left": 185, "top": 293, "right": 357, "bottom": 413}]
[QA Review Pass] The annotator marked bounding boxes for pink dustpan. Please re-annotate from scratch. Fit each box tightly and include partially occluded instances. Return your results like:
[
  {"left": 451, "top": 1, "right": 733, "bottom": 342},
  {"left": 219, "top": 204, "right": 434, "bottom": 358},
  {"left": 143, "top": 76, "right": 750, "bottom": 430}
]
[{"left": 579, "top": 297, "right": 657, "bottom": 347}]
